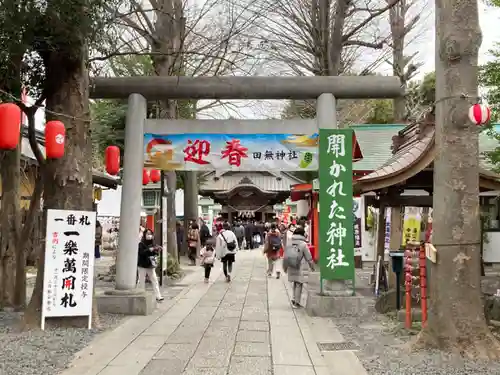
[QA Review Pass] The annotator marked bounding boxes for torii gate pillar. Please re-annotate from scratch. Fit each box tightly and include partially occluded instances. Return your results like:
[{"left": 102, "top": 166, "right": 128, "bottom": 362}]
[{"left": 92, "top": 76, "right": 404, "bottom": 315}]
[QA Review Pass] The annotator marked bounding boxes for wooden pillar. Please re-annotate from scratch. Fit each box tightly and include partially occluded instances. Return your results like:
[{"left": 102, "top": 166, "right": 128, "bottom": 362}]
[
  {"left": 312, "top": 193, "right": 319, "bottom": 262},
  {"left": 376, "top": 202, "right": 387, "bottom": 260},
  {"left": 146, "top": 215, "right": 155, "bottom": 231},
  {"left": 388, "top": 206, "right": 403, "bottom": 288}
]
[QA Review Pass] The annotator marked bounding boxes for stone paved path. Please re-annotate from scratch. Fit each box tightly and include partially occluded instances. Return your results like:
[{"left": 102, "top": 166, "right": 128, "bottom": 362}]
[{"left": 61, "top": 250, "right": 368, "bottom": 375}]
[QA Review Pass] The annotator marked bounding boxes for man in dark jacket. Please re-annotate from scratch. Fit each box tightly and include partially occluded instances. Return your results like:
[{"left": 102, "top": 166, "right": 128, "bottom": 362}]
[
  {"left": 199, "top": 219, "right": 211, "bottom": 246},
  {"left": 244, "top": 221, "right": 254, "bottom": 249},
  {"left": 176, "top": 221, "right": 184, "bottom": 260},
  {"left": 233, "top": 222, "right": 245, "bottom": 249}
]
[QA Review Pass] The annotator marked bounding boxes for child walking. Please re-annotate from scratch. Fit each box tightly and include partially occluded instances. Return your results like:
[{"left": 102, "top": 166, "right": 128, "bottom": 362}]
[{"left": 200, "top": 239, "right": 216, "bottom": 283}]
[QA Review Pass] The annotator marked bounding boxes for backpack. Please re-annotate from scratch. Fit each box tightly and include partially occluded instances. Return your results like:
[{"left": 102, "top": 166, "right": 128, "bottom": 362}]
[
  {"left": 188, "top": 229, "right": 198, "bottom": 247},
  {"left": 284, "top": 243, "right": 303, "bottom": 269},
  {"left": 268, "top": 234, "right": 282, "bottom": 252}
]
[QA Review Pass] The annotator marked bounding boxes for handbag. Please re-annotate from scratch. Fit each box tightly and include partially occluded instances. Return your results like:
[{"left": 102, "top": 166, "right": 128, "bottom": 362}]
[
  {"left": 221, "top": 232, "right": 237, "bottom": 251},
  {"left": 188, "top": 229, "right": 198, "bottom": 248},
  {"left": 149, "top": 256, "right": 158, "bottom": 268},
  {"left": 203, "top": 255, "right": 215, "bottom": 265}
]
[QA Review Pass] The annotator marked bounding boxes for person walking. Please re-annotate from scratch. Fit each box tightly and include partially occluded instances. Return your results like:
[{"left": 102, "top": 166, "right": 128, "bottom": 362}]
[
  {"left": 137, "top": 229, "right": 164, "bottom": 302},
  {"left": 200, "top": 239, "right": 216, "bottom": 283},
  {"left": 176, "top": 221, "right": 184, "bottom": 260},
  {"left": 283, "top": 227, "right": 314, "bottom": 308},
  {"left": 199, "top": 219, "right": 211, "bottom": 247},
  {"left": 139, "top": 223, "right": 146, "bottom": 242},
  {"left": 264, "top": 223, "right": 282, "bottom": 278},
  {"left": 95, "top": 220, "right": 103, "bottom": 260},
  {"left": 233, "top": 221, "right": 245, "bottom": 250},
  {"left": 215, "top": 222, "right": 238, "bottom": 282},
  {"left": 244, "top": 221, "right": 253, "bottom": 249},
  {"left": 187, "top": 222, "right": 201, "bottom": 266}
]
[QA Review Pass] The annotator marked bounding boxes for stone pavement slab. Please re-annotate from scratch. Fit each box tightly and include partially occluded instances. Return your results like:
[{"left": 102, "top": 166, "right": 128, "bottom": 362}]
[{"left": 61, "top": 250, "right": 369, "bottom": 375}]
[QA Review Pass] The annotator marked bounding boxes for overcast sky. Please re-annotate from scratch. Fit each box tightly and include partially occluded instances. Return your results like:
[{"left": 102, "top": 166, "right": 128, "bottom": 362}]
[
  {"left": 412, "top": 0, "right": 500, "bottom": 78},
  {"left": 32, "top": 1, "right": 500, "bottom": 126}
]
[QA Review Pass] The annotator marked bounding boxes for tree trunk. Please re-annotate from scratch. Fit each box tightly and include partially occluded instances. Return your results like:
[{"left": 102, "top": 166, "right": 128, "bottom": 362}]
[
  {"left": 183, "top": 171, "right": 198, "bottom": 254},
  {"left": 15, "top": 168, "right": 44, "bottom": 311},
  {"left": 183, "top": 172, "right": 199, "bottom": 222},
  {"left": 150, "top": 0, "right": 184, "bottom": 262},
  {"left": 389, "top": 1, "right": 407, "bottom": 122},
  {"left": 24, "top": 54, "right": 100, "bottom": 328},
  {"left": 0, "top": 148, "right": 21, "bottom": 309},
  {"left": 165, "top": 172, "right": 178, "bottom": 260},
  {"left": 415, "top": 0, "right": 500, "bottom": 358},
  {"left": 22, "top": 216, "right": 45, "bottom": 329}
]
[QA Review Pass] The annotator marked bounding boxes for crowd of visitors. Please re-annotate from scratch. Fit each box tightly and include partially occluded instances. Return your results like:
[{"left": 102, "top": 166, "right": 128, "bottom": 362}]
[{"left": 135, "top": 215, "right": 314, "bottom": 309}]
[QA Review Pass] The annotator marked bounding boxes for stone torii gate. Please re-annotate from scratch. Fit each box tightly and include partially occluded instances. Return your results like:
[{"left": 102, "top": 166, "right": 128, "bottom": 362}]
[{"left": 90, "top": 76, "right": 403, "bottom": 315}]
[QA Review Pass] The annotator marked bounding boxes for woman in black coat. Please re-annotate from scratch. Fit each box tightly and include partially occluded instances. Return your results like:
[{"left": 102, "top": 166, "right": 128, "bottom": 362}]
[{"left": 137, "top": 229, "right": 164, "bottom": 302}]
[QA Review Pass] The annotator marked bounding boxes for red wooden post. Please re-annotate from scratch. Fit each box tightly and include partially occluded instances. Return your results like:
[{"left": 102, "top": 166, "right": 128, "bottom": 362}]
[
  {"left": 404, "top": 249, "right": 413, "bottom": 329},
  {"left": 146, "top": 215, "right": 155, "bottom": 231},
  {"left": 419, "top": 243, "right": 428, "bottom": 327}
]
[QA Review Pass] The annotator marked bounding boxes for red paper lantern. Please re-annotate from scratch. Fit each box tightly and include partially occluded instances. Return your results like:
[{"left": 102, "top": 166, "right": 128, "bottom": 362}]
[
  {"left": 105, "top": 146, "right": 120, "bottom": 175},
  {"left": 45, "top": 120, "right": 66, "bottom": 159},
  {"left": 150, "top": 169, "right": 161, "bottom": 183},
  {"left": 468, "top": 103, "right": 491, "bottom": 125},
  {"left": 0, "top": 103, "right": 22, "bottom": 150},
  {"left": 142, "top": 168, "right": 150, "bottom": 185}
]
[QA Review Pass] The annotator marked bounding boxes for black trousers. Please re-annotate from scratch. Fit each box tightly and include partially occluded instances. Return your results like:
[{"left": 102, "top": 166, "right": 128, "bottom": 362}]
[
  {"left": 245, "top": 236, "right": 253, "bottom": 249},
  {"left": 204, "top": 265, "right": 212, "bottom": 279},
  {"left": 222, "top": 253, "right": 235, "bottom": 276},
  {"left": 188, "top": 246, "right": 197, "bottom": 261}
]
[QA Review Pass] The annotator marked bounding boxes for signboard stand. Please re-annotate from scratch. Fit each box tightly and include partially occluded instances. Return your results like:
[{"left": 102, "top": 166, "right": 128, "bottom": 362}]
[{"left": 41, "top": 209, "right": 96, "bottom": 330}]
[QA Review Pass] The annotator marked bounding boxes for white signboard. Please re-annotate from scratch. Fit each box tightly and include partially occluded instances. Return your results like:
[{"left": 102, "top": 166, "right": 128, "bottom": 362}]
[{"left": 42, "top": 209, "right": 96, "bottom": 330}]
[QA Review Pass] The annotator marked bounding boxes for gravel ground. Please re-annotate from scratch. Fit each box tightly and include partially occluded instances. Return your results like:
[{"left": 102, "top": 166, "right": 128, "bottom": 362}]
[
  {"left": 334, "top": 295, "right": 500, "bottom": 375},
  {"left": 0, "top": 311, "right": 125, "bottom": 375},
  {"left": 1, "top": 255, "right": 191, "bottom": 375}
]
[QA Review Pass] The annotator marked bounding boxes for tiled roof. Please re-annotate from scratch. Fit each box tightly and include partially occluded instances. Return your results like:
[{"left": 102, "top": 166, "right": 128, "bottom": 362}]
[
  {"left": 199, "top": 171, "right": 303, "bottom": 192},
  {"left": 351, "top": 123, "right": 500, "bottom": 172},
  {"left": 357, "top": 115, "right": 435, "bottom": 181},
  {"left": 351, "top": 124, "right": 406, "bottom": 171},
  {"left": 355, "top": 114, "right": 500, "bottom": 190}
]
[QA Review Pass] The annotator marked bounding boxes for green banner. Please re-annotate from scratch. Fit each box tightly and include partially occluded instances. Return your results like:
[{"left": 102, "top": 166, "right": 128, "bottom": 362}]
[{"left": 319, "top": 129, "right": 355, "bottom": 281}]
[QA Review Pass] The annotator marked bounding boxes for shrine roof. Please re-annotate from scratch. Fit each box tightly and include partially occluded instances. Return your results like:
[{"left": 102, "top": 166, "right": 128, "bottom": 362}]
[
  {"left": 351, "top": 124, "right": 405, "bottom": 171},
  {"left": 350, "top": 124, "right": 500, "bottom": 172},
  {"left": 199, "top": 171, "right": 304, "bottom": 193},
  {"left": 354, "top": 113, "right": 500, "bottom": 194}
]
